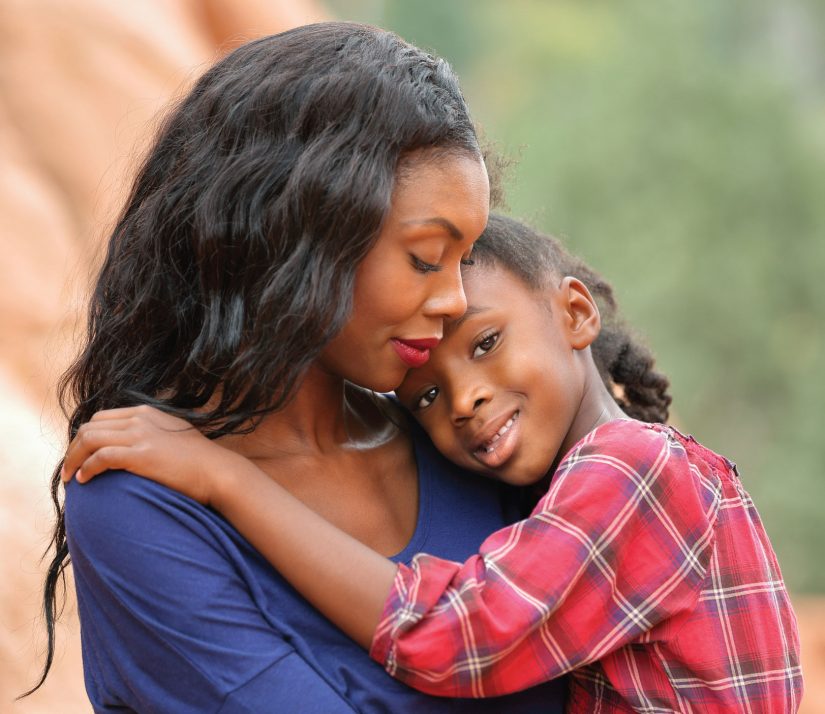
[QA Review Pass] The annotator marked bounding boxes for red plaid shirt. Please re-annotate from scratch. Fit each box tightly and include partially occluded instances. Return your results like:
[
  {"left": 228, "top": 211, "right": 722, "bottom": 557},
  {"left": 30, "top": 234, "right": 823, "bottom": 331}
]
[{"left": 370, "top": 420, "right": 803, "bottom": 712}]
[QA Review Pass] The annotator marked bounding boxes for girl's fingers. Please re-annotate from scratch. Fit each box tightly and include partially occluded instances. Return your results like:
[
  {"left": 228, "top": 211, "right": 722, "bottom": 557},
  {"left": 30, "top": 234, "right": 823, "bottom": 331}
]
[
  {"left": 75, "top": 418, "right": 135, "bottom": 435},
  {"left": 63, "top": 405, "right": 192, "bottom": 483},
  {"left": 88, "top": 405, "right": 189, "bottom": 430},
  {"left": 88, "top": 407, "right": 143, "bottom": 423},
  {"left": 63, "top": 426, "right": 141, "bottom": 482},
  {"left": 89, "top": 405, "right": 161, "bottom": 423},
  {"left": 75, "top": 446, "right": 137, "bottom": 483}
]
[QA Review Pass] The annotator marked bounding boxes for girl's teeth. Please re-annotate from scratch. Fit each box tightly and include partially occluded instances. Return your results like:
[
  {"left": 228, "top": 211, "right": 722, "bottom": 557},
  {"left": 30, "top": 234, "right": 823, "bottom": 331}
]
[{"left": 481, "top": 414, "right": 518, "bottom": 452}]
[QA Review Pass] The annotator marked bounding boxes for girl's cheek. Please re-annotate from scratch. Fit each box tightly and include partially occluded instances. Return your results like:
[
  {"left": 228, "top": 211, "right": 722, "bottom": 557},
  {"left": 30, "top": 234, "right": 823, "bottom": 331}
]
[{"left": 431, "top": 429, "right": 454, "bottom": 459}]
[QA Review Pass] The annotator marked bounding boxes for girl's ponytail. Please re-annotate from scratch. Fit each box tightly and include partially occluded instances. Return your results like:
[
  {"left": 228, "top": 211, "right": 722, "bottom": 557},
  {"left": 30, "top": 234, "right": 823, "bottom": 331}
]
[
  {"left": 594, "top": 325, "right": 672, "bottom": 424},
  {"left": 567, "top": 256, "right": 671, "bottom": 424}
]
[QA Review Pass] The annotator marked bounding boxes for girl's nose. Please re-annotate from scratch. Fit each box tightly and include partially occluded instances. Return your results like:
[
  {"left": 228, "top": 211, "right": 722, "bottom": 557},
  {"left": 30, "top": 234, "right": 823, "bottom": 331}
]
[{"left": 450, "top": 388, "right": 489, "bottom": 427}]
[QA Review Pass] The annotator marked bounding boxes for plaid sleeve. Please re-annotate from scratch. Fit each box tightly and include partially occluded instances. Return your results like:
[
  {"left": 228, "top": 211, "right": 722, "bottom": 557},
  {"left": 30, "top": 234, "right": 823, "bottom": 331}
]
[{"left": 369, "top": 421, "right": 720, "bottom": 698}]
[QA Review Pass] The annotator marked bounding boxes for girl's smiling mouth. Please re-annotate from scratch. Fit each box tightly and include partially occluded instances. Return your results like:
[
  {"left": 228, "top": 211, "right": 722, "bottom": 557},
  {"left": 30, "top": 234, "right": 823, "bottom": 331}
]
[{"left": 472, "top": 410, "right": 520, "bottom": 468}]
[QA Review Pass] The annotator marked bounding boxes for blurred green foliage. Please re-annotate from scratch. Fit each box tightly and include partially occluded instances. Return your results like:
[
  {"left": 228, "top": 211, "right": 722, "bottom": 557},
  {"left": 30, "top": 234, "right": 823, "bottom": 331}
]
[{"left": 330, "top": 0, "right": 825, "bottom": 592}]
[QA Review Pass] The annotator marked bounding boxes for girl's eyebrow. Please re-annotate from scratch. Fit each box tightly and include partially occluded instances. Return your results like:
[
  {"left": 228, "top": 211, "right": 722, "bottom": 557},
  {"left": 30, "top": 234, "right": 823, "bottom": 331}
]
[
  {"left": 401, "top": 217, "right": 464, "bottom": 240},
  {"left": 448, "top": 304, "right": 490, "bottom": 333}
]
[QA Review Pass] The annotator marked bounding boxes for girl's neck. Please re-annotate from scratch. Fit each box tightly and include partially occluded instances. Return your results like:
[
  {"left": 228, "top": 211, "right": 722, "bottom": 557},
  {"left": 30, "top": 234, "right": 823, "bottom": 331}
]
[{"left": 554, "top": 359, "right": 627, "bottom": 472}]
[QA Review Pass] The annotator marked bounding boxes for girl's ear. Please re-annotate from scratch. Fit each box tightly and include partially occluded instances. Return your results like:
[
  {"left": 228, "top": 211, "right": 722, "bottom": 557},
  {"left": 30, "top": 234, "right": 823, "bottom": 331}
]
[{"left": 559, "top": 276, "right": 600, "bottom": 350}]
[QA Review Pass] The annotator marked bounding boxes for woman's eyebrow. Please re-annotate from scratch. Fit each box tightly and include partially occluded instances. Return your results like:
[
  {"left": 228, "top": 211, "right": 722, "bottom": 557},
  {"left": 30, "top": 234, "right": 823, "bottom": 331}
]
[{"left": 401, "top": 217, "right": 463, "bottom": 240}]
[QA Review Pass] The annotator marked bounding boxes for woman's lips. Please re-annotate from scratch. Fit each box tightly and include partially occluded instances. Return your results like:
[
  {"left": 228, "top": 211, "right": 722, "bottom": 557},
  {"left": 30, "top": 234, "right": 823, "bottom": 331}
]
[{"left": 391, "top": 338, "right": 440, "bottom": 368}]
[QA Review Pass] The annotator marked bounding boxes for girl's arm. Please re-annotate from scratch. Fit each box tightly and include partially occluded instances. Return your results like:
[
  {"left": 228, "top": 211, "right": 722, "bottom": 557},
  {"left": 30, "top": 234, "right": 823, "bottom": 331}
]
[
  {"left": 369, "top": 421, "right": 716, "bottom": 697},
  {"left": 62, "top": 405, "right": 395, "bottom": 649},
  {"left": 64, "top": 409, "right": 715, "bottom": 698}
]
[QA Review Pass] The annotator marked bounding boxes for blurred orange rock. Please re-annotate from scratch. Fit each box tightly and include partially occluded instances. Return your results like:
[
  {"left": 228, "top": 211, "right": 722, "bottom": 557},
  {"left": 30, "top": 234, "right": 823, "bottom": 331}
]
[
  {"left": 795, "top": 597, "right": 825, "bottom": 714},
  {"left": 0, "top": 1, "right": 325, "bottom": 710}
]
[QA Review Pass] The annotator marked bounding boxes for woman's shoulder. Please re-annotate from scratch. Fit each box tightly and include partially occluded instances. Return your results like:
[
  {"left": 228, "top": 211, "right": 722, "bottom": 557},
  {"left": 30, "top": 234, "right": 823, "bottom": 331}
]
[
  {"left": 64, "top": 470, "right": 227, "bottom": 559},
  {"left": 66, "top": 469, "right": 203, "bottom": 518}
]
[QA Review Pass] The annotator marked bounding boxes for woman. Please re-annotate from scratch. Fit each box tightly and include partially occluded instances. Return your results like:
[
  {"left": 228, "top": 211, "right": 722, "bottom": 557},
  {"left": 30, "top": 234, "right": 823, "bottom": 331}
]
[{"left": 34, "top": 23, "right": 566, "bottom": 712}]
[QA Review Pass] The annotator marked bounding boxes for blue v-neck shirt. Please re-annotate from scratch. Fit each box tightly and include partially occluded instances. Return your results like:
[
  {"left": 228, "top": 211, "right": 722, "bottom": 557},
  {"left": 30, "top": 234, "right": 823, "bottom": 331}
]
[{"left": 65, "top": 426, "right": 566, "bottom": 713}]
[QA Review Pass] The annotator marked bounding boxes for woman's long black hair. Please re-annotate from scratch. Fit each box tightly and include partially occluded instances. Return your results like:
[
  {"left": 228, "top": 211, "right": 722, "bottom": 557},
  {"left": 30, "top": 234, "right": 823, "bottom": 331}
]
[
  {"left": 28, "top": 22, "right": 482, "bottom": 695},
  {"left": 472, "top": 214, "right": 672, "bottom": 423}
]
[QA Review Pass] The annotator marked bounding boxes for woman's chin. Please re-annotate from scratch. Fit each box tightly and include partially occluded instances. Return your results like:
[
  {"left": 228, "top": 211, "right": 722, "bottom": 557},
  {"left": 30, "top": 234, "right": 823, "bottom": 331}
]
[{"left": 357, "top": 365, "right": 409, "bottom": 395}]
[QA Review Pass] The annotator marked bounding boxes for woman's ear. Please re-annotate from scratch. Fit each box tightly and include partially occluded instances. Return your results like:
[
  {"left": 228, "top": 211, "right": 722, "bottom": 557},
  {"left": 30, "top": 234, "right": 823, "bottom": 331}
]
[{"left": 559, "top": 276, "right": 600, "bottom": 350}]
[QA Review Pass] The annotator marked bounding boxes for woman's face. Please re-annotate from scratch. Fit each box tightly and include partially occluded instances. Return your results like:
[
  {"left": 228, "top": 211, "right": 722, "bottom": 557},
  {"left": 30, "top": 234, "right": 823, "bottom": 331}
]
[{"left": 318, "top": 152, "right": 490, "bottom": 393}]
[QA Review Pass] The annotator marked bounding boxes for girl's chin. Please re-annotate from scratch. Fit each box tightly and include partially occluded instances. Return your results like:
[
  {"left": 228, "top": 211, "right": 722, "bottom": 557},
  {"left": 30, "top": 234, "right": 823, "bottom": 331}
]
[
  {"left": 503, "top": 473, "right": 546, "bottom": 488},
  {"left": 481, "top": 460, "right": 549, "bottom": 488}
]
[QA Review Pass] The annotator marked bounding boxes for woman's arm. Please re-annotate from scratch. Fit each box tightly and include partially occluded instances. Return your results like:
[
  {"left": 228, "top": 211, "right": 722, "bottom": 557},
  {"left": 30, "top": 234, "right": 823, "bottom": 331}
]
[{"left": 63, "top": 405, "right": 396, "bottom": 649}]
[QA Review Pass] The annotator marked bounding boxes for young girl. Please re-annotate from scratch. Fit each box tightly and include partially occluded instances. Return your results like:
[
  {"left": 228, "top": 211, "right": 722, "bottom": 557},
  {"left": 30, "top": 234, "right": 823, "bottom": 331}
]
[{"left": 64, "top": 215, "right": 803, "bottom": 711}]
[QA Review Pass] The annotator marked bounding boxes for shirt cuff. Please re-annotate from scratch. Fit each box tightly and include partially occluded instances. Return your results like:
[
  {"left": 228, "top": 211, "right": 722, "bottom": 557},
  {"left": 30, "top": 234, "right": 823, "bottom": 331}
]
[{"left": 368, "top": 562, "right": 411, "bottom": 668}]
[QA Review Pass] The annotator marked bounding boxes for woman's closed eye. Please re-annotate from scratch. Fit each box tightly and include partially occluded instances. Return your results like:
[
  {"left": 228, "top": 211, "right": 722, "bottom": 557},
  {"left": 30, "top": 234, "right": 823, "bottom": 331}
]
[
  {"left": 410, "top": 255, "right": 442, "bottom": 274},
  {"left": 472, "top": 331, "right": 499, "bottom": 358}
]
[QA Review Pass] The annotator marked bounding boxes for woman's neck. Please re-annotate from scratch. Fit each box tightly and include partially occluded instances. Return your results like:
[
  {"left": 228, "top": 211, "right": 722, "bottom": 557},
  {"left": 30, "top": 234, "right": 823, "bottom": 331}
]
[
  {"left": 213, "top": 363, "right": 419, "bottom": 556},
  {"left": 219, "top": 363, "right": 398, "bottom": 460}
]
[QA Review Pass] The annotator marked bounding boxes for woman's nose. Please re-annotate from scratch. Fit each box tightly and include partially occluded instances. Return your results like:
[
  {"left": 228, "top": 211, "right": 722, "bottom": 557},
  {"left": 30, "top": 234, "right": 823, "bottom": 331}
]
[{"left": 425, "top": 266, "right": 467, "bottom": 321}]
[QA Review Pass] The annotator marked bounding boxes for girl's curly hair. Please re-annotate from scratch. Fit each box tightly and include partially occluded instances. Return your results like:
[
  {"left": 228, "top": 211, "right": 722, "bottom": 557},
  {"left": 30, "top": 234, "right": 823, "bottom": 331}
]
[{"left": 472, "top": 213, "right": 672, "bottom": 424}]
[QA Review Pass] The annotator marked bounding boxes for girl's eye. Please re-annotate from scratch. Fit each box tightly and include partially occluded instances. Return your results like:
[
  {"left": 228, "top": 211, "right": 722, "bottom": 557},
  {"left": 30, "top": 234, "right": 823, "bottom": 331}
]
[
  {"left": 411, "top": 255, "right": 442, "bottom": 274},
  {"left": 472, "top": 332, "right": 499, "bottom": 358},
  {"left": 416, "top": 386, "right": 439, "bottom": 410}
]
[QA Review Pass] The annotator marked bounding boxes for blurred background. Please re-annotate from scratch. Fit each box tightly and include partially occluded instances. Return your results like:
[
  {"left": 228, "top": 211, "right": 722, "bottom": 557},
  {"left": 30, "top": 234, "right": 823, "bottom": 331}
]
[{"left": 2, "top": 0, "right": 822, "bottom": 711}]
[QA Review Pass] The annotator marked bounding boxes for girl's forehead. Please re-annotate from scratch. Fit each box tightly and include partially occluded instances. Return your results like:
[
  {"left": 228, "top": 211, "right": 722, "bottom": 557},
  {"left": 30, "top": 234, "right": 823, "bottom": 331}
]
[
  {"left": 460, "top": 262, "right": 521, "bottom": 304},
  {"left": 451, "top": 262, "right": 553, "bottom": 330},
  {"left": 442, "top": 264, "right": 513, "bottom": 333},
  {"left": 461, "top": 260, "right": 498, "bottom": 289}
]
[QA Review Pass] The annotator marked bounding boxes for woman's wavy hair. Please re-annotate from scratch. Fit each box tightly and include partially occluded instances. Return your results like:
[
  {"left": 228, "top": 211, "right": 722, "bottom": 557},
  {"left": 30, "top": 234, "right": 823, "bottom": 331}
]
[
  {"left": 472, "top": 214, "right": 672, "bottom": 424},
  {"left": 29, "top": 22, "right": 482, "bottom": 695}
]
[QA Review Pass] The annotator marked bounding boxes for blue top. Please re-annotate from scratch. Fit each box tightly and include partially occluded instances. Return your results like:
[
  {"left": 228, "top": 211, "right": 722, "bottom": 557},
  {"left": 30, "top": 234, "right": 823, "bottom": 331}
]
[{"left": 65, "top": 425, "right": 566, "bottom": 713}]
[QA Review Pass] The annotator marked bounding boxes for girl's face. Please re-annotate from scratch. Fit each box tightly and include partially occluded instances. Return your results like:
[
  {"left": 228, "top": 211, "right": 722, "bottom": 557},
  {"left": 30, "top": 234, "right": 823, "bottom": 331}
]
[
  {"left": 396, "top": 264, "right": 601, "bottom": 486},
  {"left": 318, "top": 152, "right": 489, "bottom": 392}
]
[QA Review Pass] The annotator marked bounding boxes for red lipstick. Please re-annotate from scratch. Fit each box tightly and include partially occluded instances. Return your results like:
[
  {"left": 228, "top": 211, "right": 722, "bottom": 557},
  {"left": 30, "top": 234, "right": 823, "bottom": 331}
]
[{"left": 391, "top": 337, "right": 440, "bottom": 368}]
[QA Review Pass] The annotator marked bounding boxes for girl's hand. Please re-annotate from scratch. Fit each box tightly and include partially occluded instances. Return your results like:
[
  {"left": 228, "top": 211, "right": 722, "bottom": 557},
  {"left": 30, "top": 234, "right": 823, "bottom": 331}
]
[{"left": 61, "top": 405, "right": 228, "bottom": 506}]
